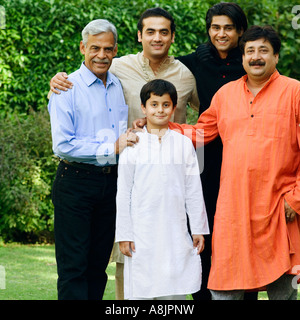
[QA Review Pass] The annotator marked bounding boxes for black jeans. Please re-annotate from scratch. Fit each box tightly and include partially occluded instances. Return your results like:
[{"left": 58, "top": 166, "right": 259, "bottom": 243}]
[{"left": 52, "top": 161, "right": 117, "bottom": 300}]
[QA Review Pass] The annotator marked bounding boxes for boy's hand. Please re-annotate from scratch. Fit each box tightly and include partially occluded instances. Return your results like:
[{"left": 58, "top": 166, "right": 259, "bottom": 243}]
[
  {"left": 119, "top": 241, "right": 136, "bottom": 257},
  {"left": 50, "top": 72, "right": 73, "bottom": 94},
  {"left": 192, "top": 235, "right": 205, "bottom": 254}
]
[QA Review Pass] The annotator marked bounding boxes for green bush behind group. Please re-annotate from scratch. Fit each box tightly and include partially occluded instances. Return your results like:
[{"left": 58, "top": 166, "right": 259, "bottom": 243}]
[{"left": 0, "top": 0, "right": 299, "bottom": 242}]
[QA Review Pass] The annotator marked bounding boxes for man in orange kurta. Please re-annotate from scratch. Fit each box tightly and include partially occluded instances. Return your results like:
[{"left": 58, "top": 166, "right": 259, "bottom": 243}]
[{"left": 169, "top": 26, "right": 300, "bottom": 299}]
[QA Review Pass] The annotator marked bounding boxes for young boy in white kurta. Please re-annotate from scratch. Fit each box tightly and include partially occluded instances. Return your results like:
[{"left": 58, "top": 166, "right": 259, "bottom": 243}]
[{"left": 115, "top": 79, "right": 209, "bottom": 300}]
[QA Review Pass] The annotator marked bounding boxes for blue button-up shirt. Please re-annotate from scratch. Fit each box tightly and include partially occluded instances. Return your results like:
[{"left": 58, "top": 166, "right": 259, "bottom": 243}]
[{"left": 48, "top": 62, "right": 128, "bottom": 166}]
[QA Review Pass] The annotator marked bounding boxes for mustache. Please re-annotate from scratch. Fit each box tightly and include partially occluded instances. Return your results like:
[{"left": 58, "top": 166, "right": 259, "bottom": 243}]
[
  {"left": 249, "top": 60, "right": 265, "bottom": 66},
  {"left": 92, "top": 58, "right": 110, "bottom": 64}
]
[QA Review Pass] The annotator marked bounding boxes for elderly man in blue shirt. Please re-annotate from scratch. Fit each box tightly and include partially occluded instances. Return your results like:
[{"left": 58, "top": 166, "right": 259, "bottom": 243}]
[{"left": 48, "top": 19, "right": 138, "bottom": 300}]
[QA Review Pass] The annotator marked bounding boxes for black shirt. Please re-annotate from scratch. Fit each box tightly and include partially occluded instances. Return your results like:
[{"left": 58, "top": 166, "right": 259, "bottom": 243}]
[
  {"left": 177, "top": 43, "right": 245, "bottom": 223},
  {"left": 178, "top": 43, "right": 245, "bottom": 114}
]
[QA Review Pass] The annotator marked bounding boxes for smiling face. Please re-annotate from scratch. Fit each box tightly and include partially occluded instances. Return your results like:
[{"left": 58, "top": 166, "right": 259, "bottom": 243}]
[
  {"left": 141, "top": 93, "right": 176, "bottom": 132},
  {"left": 137, "top": 16, "right": 175, "bottom": 61},
  {"left": 242, "top": 38, "right": 279, "bottom": 82},
  {"left": 80, "top": 32, "right": 117, "bottom": 84},
  {"left": 208, "top": 15, "right": 243, "bottom": 59}
]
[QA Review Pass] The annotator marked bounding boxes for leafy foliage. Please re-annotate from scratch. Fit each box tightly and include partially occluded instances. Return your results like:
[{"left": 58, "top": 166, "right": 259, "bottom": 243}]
[
  {"left": 0, "top": 0, "right": 299, "bottom": 115},
  {"left": 239, "top": 0, "right": 300, "bottom": 77},
  {"left": 0, "top": 0, "right": 209, "bottom": 115},
  {"left": 0, "top": 109, "right": 57, "bottom": 242}
]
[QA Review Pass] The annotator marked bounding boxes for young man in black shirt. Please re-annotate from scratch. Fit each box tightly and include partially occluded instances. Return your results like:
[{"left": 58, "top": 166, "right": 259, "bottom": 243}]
[{"left": 177, "top": 2, "right": 256, "bottom": 300}]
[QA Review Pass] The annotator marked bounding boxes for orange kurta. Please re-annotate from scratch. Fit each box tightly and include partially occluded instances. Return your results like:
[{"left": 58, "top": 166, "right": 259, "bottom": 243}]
[{"left": 169, "top": 70, "right": 300, "bottom": 290}]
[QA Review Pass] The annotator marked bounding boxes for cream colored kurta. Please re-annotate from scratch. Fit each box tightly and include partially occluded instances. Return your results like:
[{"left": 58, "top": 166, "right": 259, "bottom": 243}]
[
  {"left": 109, "top": 52, "right": 199, "bottom": 125},
  {"left": 115, "top": 129, "right": 209, "bottom": 299}
]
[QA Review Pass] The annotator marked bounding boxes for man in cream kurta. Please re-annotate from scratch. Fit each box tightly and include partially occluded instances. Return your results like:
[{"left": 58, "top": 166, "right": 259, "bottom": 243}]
[
  {"left": 115, "top": 128, "right": 209, "bottom": 299},
  {"left": 109, "top": 51, "right": 199, "bottom": 125}
]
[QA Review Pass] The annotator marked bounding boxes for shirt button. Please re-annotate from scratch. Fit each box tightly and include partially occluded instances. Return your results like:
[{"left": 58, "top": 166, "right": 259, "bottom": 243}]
[
  {"left": 109, "top": 108, "right": 112, "bottom": 112},
  {"left": 250, "top": 101, "right": 253, "bottom": 104},
  {"left": 222, "top": 75, "right": 226, "bottom": 78},
  {"left": 227, "top": 63, "right": 230, "bottom": 66},
  {"left": 251, "top": 114, "right": 254, "bottom": 118},
  {"left": 112, "top": 124, "right": 115, "bottom": 128}
]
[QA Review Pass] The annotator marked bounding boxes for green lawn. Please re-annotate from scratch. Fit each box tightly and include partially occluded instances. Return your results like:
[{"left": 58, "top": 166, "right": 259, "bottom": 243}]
[
  {"left": 0, "top": 244, "right": 298, "bottom": 300},
  {"left": 0, "top": 243, "right": 115, "bottom": 300}
]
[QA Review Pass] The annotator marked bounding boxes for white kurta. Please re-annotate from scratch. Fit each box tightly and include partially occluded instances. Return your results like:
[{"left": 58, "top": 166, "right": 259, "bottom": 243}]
[{"left": 116, "top": 129, "right": 209, "bottom": 299}]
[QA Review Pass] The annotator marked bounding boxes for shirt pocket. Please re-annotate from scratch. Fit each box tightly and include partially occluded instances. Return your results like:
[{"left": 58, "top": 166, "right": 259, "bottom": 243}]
[{"left": 262, "top": 112, "right": 289, "bottom": 139}]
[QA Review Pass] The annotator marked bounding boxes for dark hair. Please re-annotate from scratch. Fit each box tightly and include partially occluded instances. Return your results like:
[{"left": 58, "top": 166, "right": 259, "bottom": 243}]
[
  {"left": 239, "top": 25, "right": 281, "bottom": 54},
  {"left": 137, "top": 7, "right": 176, "bottom": 34},
  {"left": 140, "top": 79, "right": 178, "bottom": 107},
  {"left": 206, "top": 2, "right": 248, "bottom": 34}
]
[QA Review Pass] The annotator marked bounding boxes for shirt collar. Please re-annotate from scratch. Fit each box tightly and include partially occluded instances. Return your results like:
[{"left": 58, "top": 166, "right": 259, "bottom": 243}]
[
  {"left": 197, "top": 43, "right": 242, "bottom": 63},
  {"left": 143, "top": 125, "right": 171, "bottom": 140},
  {"left": 139, "top": 52, "right": 175, "bottom": 69},
  {"left": 79, "top": 62, "right": 116, "bottom": 87}
]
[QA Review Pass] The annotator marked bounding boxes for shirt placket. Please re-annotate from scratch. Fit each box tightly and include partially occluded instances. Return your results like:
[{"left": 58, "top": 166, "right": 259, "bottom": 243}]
[
  {"left": 104, "top": 81, "right": 115, "bottom": 131},
  {"left": 99, "top": 80, "right": 117, "bottom": 160},
  {"left": 246, "top": 88, "right": 256, "bottom": 136}
]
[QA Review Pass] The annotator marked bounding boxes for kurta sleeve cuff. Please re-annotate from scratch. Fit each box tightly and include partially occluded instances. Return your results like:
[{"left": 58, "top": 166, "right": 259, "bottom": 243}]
[
  {"left": 115, "top": 233, "right": 134, "bottom": 243},
  {"left": 284, "top": 191, "right": 300, "bottom": 215}
]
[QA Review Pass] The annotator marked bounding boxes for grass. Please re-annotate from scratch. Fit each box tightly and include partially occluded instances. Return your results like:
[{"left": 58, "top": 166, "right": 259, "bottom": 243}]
[
  {"left": 0, "top": 244, "right": 298, "bottom": 300},
  {"left": 0, "top": 244, "right": 57, "bottom": 300},
  {"left": 0, "top": 243, "right": 115, "bottom": 300}
]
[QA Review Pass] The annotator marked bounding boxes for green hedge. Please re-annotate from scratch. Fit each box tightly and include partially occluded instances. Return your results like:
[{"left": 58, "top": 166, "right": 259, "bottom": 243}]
[
  {"left": 0, "top": 0, "right": 299, "bottom": 115},
  {"left": 0, "top": 0, "right": 299, "bottom": 242},
  {"left": 0, "top": 108, "right": 57, "bottom": 243},
  {"left": 0, "top": 0, "right": 210, "bottom": 115}
]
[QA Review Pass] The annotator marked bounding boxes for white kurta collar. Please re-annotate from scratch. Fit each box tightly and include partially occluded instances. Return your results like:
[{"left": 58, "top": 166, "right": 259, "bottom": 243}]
[{"left": 143, "top": 126, "right": 171, "bottom": 142}]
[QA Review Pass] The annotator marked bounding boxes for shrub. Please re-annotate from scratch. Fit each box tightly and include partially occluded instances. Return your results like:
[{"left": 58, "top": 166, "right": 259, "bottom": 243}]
[
  {"left": 0, "top": 0, "right": 210, "bottom": 115},
  {"left": 240, "top": 0, "right": 300, "bottom": 77},
  {"left": 0, "top": 108, "right": 57, "bottom": 242},
  {"left": 0, "top": 0, "right": 299, "bottom": 115}
]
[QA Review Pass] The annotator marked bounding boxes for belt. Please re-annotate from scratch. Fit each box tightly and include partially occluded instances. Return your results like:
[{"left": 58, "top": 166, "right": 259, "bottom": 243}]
[{"left": 62, "top": 160, "right": 117, "bottom": 174}]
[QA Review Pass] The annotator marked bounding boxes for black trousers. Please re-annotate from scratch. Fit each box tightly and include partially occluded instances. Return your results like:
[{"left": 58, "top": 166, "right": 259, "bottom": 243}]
[{"left": 52, "top": 161, "right": 117, "bottom": 300}]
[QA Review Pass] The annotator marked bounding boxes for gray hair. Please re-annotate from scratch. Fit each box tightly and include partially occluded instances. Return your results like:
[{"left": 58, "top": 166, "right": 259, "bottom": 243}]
[{"left": 82, "top": 19, "right": 118, "bottom": 47}]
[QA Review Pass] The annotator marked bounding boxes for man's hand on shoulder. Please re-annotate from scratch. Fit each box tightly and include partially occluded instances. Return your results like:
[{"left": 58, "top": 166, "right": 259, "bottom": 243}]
[
  {"left": 50, "top": 72, "right": 73, "bottom": 94},
  {"left": 114, "top": 129, "right": 139, "bottom": 155},
  {"left": 132, "top": 117, "right": 147, "bottom": 130}
]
